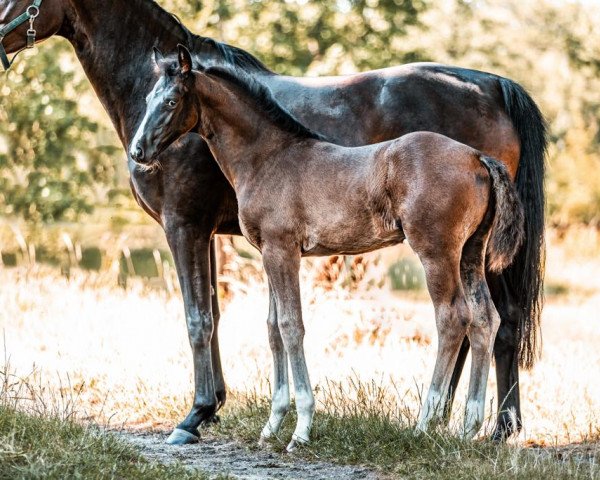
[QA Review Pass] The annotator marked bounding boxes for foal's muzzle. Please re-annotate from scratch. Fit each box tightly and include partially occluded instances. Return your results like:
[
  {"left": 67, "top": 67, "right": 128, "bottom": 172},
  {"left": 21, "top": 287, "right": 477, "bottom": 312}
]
[{"left": 130, "top": 144, "right": 145, "bottom": 163}]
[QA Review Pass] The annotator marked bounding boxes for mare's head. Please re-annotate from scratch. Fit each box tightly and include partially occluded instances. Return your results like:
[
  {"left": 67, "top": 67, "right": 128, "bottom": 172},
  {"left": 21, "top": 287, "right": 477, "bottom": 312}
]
[
  {"left": 130, "top": 45, "right": 200, "bottom": 166},
  {"left": 0, "top": 0, "right": 65, "bottom": 64}
]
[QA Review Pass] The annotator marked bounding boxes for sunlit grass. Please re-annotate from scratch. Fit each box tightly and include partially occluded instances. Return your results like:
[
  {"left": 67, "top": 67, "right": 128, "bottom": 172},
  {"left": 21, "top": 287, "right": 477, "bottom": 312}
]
[{"left": 1, "top": 230, "right": 600, "bottom": 476}]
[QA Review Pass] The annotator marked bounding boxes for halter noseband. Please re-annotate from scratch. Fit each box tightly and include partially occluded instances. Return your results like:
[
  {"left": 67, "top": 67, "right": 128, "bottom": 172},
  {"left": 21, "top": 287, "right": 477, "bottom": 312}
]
[{"left": 0, "top": 0, "right": 44, "bottom": 71}]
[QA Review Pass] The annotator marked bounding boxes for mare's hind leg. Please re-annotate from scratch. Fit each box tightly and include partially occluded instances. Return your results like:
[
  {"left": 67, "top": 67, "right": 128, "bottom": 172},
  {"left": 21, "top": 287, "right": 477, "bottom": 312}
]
[
  {"left": 259, "top": 284, "right": 291, "bottom": 444},
  {"left": 416, "top": 251, "right": 472, "bottom": 432},
  {"left": 461, "top": 244, "right": 501, "bottom": 438},
  {"left": 488, "top": 273, "right": 522, "bottom": 441}
]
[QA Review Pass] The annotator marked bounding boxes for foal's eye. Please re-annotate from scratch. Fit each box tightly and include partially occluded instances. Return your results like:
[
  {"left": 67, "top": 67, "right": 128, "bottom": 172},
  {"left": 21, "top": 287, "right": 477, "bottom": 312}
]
[{"left": 167, "top": 99, "right": 177, "bottom": 107}]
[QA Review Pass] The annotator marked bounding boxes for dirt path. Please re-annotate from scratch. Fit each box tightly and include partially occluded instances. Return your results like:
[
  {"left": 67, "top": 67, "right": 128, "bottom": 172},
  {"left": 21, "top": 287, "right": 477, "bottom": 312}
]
[{"left": 118, "top": 431, "right": 383, "bottom": 480}]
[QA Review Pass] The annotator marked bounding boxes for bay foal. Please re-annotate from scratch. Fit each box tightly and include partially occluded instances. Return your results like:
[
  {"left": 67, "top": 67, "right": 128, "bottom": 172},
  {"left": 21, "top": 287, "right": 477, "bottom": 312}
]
[{"left": 131, "top": 46, "right": 525, "bottom": 451}]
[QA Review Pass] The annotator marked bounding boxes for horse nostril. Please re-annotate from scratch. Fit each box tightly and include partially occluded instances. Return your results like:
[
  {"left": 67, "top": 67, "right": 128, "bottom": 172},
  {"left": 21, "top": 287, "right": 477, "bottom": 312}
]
[{"left": 132, "top": 145, "right": 145, "bottom": 161}]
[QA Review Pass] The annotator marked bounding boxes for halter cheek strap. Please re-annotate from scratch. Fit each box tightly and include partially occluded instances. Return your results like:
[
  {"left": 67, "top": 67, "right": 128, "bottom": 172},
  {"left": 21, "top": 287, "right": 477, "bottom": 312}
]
[{"left": 0, "top": 0, "right": 44, "bottom": 71}]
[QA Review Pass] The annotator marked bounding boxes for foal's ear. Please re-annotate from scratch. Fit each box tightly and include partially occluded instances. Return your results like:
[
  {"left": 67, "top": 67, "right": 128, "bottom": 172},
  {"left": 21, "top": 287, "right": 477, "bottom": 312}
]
[
  {"left": 177, "top": 44, "right": 193, "bottom": 75},
  {"left": 152, "top": 47, "right": 164, "bottom": 67}
]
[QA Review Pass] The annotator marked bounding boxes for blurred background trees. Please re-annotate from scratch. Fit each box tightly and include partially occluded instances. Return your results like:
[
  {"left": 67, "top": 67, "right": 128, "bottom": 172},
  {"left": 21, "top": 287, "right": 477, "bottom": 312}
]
[
  {"left": 1, "top": 0, "right": 599, "bottom": 230},
  {"left": 0, "top": 43, "right": 118, "bottom": 224}
]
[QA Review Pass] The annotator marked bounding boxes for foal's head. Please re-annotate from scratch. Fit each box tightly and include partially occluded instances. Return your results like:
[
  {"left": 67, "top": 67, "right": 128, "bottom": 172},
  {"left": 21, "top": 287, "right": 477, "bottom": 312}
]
[{"left": 130, "top": 46, "right": 199, "bottom": 165}]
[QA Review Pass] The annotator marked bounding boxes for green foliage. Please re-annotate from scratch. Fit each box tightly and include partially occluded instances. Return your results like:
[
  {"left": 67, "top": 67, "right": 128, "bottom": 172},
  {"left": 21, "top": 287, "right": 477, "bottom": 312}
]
[
  {"left": 0, "top": 41, "right": 118, "bottom": 224},
  {"left": 194, "top": 0, "right": 430, "bottom": 75},
  {"left": 2, "top": 0, "right": 600, "bottom": 227}
]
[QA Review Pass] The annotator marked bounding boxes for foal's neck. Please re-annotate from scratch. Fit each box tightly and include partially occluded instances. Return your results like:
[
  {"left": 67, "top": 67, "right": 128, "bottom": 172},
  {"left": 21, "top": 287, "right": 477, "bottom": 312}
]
[{"left": 194, "top": 80, "right": 307, "bottom": 189}]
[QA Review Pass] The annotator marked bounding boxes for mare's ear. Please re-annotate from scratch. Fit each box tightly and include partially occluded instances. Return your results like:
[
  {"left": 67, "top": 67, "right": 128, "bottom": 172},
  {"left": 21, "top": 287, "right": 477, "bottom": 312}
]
[
  {"left": 177, "top": 44, "right": 193, "bottom": 75},
  {"left": 152, "top": 46, "right": 164, "bottom": 67}
]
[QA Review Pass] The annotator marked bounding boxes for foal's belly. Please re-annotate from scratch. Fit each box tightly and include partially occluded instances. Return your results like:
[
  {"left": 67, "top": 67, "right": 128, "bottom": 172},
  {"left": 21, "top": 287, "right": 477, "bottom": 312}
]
[{"left": 300, "top": 227, "right": 405, "bottom": 257}]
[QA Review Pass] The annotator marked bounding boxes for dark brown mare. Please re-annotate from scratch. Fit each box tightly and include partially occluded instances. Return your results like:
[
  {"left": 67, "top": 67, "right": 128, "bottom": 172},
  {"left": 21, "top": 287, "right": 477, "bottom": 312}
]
[
  {"left": 131, "top": 47, "right": 525, "bottom": 450},
  {"left": 0, "top": 0, "right": 546, "bottom": 444}
]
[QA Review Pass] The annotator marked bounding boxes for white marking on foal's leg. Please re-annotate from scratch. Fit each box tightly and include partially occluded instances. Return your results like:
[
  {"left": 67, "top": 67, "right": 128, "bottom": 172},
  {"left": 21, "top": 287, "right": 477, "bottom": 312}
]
[
  {"left": 260, "top": 382, "right": 290, "bottom": 441},
  {"left": 260, "top": 287, "right": 291, "bottom": 446},
  {"left": 416, "top": 388, "right": 444, "bottom": 432},
  {"left": 463, "top": 398, "right": 485, "bottom": 439},
  {"left": 287, "top": 388, "right": 315, "bottom": 452}
]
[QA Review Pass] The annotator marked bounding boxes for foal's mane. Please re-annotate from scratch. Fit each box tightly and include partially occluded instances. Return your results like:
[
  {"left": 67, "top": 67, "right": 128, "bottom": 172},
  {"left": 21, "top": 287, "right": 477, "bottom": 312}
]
[{"left": 202, "top": 66, "right": 325, "bottom": 141}]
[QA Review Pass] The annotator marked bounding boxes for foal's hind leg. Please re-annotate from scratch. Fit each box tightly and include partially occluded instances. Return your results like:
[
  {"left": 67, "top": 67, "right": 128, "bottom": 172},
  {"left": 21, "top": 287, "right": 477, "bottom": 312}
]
[
  {"left": 416, "top": 251, "right": 472, "bottom": 432},
  {"left": 259, "top": 284, "right": 291, "bottom": 444},
  {"left": 461, "top": 248, "right": 501, "bottom": 438}
]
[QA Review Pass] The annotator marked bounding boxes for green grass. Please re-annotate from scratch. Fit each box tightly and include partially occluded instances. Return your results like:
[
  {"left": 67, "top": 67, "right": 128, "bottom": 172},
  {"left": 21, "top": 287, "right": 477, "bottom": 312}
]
[
  {"left": 215, "top": 384, "right": 600, "bottom": 480},
  {"left": 0, "top": 406, "right": 212, "bottom": 480}
]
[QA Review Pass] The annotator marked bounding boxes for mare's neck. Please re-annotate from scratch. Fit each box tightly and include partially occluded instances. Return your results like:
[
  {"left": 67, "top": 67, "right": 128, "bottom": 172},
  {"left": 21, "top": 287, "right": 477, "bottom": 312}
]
[
  {"left": 59, "top": 0, "right": 192, "bottom": 146},
  {"left": 195, "top": 84, "right": 302, "bottom": 190}
]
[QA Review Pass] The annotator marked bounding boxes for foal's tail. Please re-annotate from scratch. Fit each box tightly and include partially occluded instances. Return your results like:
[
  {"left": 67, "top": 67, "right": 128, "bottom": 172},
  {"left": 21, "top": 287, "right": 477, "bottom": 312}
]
[{"left": 479, "top": 155, "right": 525, "bottom": 273}]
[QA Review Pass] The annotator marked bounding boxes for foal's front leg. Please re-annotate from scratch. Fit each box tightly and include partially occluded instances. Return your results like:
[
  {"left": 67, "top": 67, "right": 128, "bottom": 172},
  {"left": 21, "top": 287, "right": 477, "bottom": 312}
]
[
  {"left": 259, "top": 284, "right": 291, "bottom": 444},
  {"left": 262, "top": 245, "right": 315, "bottom": 452}
]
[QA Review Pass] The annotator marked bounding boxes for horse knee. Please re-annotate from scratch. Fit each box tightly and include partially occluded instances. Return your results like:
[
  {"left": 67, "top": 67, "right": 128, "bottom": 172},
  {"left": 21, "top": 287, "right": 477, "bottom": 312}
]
[
  {"left": 187, "top": 313, "right": 214, "bottom": 347},
  {"left": 277, "top": 315, "right": 304, "bottom": 347}
]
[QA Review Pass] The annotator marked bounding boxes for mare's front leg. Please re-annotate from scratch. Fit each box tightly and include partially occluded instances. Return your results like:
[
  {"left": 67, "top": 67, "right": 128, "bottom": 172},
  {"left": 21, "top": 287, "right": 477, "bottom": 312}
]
[
  {"left": 164, "top": 223, "right": 219, "bottom": 445},
  {"left": 262, "top": 244, "right": 314, "bottom": 452}
]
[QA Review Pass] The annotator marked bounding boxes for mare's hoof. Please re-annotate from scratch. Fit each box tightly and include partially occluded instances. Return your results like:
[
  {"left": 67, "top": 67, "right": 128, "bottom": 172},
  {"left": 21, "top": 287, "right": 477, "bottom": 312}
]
[{"left": 166, "top": 428, "right": 200, "bottom": 445}]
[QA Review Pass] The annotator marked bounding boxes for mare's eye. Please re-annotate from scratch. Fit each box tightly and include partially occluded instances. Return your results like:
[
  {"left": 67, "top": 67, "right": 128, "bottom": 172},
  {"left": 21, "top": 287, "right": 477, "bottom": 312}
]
[{"left": 167, "top": 99, "right": 177, "bottom": 108}]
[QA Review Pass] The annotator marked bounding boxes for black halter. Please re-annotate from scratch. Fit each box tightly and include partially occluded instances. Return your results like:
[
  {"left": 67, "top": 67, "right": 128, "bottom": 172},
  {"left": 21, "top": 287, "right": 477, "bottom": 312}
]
[{"left": 0, "top": 0, "right": 43, "bottom": 71}]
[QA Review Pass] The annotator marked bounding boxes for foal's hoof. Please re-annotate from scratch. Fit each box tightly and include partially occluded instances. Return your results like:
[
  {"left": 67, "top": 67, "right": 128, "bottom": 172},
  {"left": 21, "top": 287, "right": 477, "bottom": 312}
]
[
  {"left": 166, "top": 428, "right": 200, "bottom": 445},
  {"left": 286, "top": 434, "right": 309, "bottom": 453},
  {"left": 258, "top": 434, "right": 275, "bottom": 450}
]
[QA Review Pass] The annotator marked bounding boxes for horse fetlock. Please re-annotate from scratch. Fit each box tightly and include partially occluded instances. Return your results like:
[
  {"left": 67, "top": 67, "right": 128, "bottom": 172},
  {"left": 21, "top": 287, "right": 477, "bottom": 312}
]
[
  {"left": 492, "top": 406, "right": 521, "bottom": 442},
  {"left": 192, "top": 398, "right": 220, "bottom": 420},
  {"left": 463, "top": 399, "right": 485, "bottom": 439},
  {"left": 287, "top": 432, "right": 310, "bottom": 453},
  {"left": 215, "top": 389, "right": 227, "bottom": 409},
  {"left": 418, "top": 388, "right": 445, "bottom": 430}
]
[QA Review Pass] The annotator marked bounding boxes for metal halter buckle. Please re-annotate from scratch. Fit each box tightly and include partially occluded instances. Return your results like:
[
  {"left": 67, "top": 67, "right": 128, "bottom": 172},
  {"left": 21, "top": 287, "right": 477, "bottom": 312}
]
[
  {"left": 27, "top": 6, "right": 40, "bottom": 18},
  {"left": 0, "top": 0, "right": 44, "bottom": 71}
]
